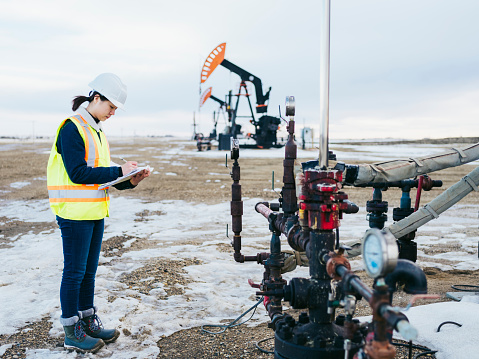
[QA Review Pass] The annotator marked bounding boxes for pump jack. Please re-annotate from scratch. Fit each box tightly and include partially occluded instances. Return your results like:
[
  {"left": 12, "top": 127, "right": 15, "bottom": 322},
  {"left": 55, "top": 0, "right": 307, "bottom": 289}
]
[
  {"left": 199, "top": 87, "right": 235, "bottom": 140},
  {"left": 200, "top": 43, "right": 282, "bottom": 150}
]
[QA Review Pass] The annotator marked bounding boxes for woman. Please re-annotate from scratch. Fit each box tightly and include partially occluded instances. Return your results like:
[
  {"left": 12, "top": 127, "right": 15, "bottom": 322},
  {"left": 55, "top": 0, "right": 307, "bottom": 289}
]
[{"left": 47, "top": 73, "right": 150, "bottom": 353}]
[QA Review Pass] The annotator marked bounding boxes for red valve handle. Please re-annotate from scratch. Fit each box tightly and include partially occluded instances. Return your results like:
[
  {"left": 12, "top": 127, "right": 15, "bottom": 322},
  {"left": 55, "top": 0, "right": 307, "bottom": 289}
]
[{"left": 248, "top": 279, "right": 261, "bottom": 288}]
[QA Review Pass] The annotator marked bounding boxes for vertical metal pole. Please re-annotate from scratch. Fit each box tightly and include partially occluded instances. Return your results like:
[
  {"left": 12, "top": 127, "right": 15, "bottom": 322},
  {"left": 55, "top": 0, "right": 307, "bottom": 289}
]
[
  {"left": 319, "top": 0, "right": 331, "bottom": 168},
  {"left": 231, "top": 84, "right": 242, "bottom": 139}
]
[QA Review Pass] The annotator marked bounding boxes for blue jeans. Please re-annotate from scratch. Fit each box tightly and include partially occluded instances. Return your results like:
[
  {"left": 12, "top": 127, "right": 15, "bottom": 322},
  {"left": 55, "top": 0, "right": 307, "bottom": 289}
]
[{"left": 56, "top": 216, "right": 104, "bottom": 319}]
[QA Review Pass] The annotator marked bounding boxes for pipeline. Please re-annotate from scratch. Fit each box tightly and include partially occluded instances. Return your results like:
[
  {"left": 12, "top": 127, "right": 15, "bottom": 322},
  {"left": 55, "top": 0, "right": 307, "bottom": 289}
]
[
  {"left": 386, "top": 165, "right": 479, "bottom": 239},
  {"left": 346, "top": 142, "right": 479, "bottom": 185}
]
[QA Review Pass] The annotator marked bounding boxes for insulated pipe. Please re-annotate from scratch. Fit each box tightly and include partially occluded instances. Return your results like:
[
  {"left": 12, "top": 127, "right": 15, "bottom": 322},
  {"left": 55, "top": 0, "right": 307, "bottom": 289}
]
[
  {"left": 319, "top": 0, "right": 331, "bottom": 169},
  {"left": 386, "top": 166, "right": 479, "bottom": 239},
  {"left": 350, "top": 142, "right": 479, "bottom": 185}
]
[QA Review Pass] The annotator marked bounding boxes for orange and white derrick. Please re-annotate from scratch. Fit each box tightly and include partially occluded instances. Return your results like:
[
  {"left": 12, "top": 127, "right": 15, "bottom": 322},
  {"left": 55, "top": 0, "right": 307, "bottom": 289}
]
[
  {"left": 199, "top": 87, "right": 212, "bottom": 107},
  {"left": 200, "top": 43, "right": 226, "bottom": 84}
]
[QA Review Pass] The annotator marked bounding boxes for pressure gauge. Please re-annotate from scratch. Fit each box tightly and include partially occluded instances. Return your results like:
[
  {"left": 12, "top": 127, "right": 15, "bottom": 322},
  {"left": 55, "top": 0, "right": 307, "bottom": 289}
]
[{"left": 361, "top": 228, "right": 398, "bottom": 278}]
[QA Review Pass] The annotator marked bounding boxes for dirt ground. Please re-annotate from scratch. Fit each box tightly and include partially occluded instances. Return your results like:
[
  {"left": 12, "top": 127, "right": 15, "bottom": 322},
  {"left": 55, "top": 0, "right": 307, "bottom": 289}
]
[{"left": 1, "top": 137, "right": 478, "bottom": 358}]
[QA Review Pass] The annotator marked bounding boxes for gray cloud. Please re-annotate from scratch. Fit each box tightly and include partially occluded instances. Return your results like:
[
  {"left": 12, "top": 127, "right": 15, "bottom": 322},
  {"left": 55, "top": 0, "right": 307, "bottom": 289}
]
[{"left": 1, "top": 0, "right": 479, "bottom": 139}]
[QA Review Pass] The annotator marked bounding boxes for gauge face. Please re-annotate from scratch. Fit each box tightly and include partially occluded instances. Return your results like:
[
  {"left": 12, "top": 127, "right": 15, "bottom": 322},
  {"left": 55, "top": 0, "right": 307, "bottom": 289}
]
[
  {"left": 362, "top": 228, "right": 398, "bottom": 278},
  {"left": 363, "top": 233, "right": 383, "bottom": 277}
]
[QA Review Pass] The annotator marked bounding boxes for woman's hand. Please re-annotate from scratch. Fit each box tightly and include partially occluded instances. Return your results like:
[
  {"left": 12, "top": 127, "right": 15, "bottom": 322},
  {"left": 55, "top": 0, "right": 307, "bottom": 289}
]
[
  {"left": 121, "top": 161, "right": 138, "bottom": 175},
  {"left": 130, "top": 168, "right": 150, "bottom": 186}
]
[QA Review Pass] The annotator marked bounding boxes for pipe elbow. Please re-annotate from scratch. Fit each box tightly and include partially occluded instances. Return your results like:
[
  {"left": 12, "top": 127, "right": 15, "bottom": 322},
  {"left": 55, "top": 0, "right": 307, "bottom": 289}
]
[{"left": 385, "top": 259, "right": 427, "bottom": 295}]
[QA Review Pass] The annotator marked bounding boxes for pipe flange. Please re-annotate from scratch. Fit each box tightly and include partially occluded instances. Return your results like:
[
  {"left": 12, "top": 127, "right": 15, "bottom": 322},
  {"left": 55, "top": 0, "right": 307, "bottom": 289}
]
[
  {"left": 326, "top": 251, "right": 351, "bottom": 281},
  {"left": 364, "top": 340, "right": 396, "bottom": 359}
]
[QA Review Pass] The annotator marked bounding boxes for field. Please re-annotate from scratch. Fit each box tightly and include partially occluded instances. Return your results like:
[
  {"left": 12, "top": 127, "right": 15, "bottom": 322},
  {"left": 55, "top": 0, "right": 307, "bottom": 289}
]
[{"left": 0, "top": 137, "right": 478, "bottom": 359}]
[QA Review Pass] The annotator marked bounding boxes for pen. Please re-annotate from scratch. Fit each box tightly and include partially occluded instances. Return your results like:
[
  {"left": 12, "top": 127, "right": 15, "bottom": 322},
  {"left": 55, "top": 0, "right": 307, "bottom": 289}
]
[{"left": 119, "top": 157, "right": 128, "bottom": 163}]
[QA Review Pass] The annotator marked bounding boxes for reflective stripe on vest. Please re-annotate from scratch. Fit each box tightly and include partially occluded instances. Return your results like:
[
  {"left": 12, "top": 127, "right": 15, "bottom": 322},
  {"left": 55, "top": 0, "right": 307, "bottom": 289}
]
[
  {"left": 47, "top": 114, "right": 111, "bottom": 220},
  {"left": 48, "top": 185, "right": 109, "bottom": 202},
  {"left": 72, "top": 114, "right": 100, "bottom": 167}
]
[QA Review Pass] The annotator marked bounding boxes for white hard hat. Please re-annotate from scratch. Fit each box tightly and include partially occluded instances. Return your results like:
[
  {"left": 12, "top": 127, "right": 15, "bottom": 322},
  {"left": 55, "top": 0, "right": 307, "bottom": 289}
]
[{"left": 88, "top": 73, "right": 127, "bottom": 109}]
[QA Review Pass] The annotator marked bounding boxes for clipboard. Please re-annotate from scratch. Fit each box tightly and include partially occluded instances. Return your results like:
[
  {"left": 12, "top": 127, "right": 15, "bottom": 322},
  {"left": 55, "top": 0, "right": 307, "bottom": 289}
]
[{"left": 99, "top": 165, "right": 153, "bottom": 190}]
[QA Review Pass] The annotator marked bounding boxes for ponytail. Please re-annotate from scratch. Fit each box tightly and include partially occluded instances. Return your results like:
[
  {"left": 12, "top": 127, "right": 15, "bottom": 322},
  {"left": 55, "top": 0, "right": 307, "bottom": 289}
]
[{"left": 72, "top": 91, "right": 108, "bottom": 111}]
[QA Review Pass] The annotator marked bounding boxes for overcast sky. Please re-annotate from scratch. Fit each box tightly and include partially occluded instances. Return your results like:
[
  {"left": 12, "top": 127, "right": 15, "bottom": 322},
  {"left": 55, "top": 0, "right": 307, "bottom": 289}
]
[{"left": 1, "top": 0, "right": 479, "bottom": 139}]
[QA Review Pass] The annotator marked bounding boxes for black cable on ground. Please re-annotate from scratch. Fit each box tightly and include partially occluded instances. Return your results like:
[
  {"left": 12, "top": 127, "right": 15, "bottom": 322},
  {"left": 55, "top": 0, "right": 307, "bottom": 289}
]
[
  {"left": 392, "top": 341, "right": 434, "bottom": 351},
  {"left": 451, "top": 284, "right": 479, "bottom": 292},
  {"left": 255, "top": 336, "right": 274, "bottom": 354},
  {"left": 437, "top": 321, "right": 462, "bottom": 332},
  {"left": 201, "top": 296, "right": 264, "bottom": 334},
  {"left": 414, "top": 350, "right": 438, "bottom": 359}
]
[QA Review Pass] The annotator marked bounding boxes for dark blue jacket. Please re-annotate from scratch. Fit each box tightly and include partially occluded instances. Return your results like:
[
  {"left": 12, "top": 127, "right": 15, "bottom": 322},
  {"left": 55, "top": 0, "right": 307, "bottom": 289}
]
[{"left": 56, "top": 120, "right": 134, "bottom": 190}]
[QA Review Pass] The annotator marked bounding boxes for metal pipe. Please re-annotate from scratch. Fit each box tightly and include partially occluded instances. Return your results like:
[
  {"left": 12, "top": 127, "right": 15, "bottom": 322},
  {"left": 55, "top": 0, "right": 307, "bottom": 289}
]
[
  {"left": 282, "top": 119, "right": 298, "bottom": 215},
  {"left": 336, "top": 265, "right": 372, "bottom": 302},
  {"left": 231, "top": 151, "right": 267, "bottom": 263},
  {"left": 386, "top": 165, "right": 479, "bottom": 239},
  {"left": 255, "top": 202, "right": 274, "bottom": 219},
  {"left": 319, "top": 0, "right": 331, "bottom": 169},
  {"left": 350, "top": 142, "right": 479, "bottom": 185},
  {"left": 385, "top": 259, "right": 427, "bottom": 295},
  {"left": 336, "top": 264, "right": 417, "bottom": 340}
]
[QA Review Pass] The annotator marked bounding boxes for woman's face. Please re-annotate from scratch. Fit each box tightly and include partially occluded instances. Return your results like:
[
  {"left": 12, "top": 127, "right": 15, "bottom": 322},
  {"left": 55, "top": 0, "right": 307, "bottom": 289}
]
[{"left": 88, "top": 95, "right": 118, "bottom": 121}]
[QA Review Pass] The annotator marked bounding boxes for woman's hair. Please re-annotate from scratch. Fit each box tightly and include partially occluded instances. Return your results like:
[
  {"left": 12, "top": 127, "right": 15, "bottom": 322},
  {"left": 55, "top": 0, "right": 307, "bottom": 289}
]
[{"left": 72, "top": 91, "right": 108, "bottom": 111}]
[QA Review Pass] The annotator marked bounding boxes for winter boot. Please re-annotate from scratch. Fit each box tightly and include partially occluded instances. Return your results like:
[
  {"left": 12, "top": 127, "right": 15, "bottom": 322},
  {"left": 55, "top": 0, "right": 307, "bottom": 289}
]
[
  {"left": 80, "top": 308, "right": 120, "bottom": 344},
  {"left": 61, "top": 315, "right": 104, "bottom": 353}
]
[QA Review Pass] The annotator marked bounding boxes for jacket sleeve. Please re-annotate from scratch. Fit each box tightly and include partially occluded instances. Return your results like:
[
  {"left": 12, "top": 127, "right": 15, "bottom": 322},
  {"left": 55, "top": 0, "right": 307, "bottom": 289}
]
[
  {"left": 57, "top": 121, "right": 125, "bottom": 185},
  {"left": 113, "top": 179, "right": 136, "bottom": 190}
]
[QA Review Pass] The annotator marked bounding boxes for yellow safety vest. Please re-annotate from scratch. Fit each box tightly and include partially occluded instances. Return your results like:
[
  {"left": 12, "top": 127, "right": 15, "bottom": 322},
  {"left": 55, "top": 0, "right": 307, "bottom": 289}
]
[{"left": 47, "top": 114, "right": 111, "bottom": 220}]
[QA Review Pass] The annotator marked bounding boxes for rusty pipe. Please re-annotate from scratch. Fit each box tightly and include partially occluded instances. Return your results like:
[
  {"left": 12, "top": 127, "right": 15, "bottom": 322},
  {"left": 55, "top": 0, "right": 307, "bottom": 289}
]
[
  {"left": 231, "top": 158, "right": 268, "bottom": 263},
  {"left": 254, "top": 205, "right": 312, "bottom": 259},
  {"left": 255, "top": 202, "right": 274, "bottom": 219},
  {"left": 231, "top": 158, "right": 245, "bottom": 262},
  {"left": 255, "top": 203, "right": 288, "bottom": 234},
  {"left": 282, "top": 119, "right": 298, "bottom": 216},
  {"left": 334, "top": 262, "right": 418, "bottom": 341}
]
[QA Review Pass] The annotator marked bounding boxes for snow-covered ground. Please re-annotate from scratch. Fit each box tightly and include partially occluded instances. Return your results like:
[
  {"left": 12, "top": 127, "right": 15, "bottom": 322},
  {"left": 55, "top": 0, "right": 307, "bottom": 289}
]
[
  {"left": 1, "top": 140, "right": 478, "bottom": 358},
  {"left": 168, "top": 138, "right": 479, "bottom": 164}
]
